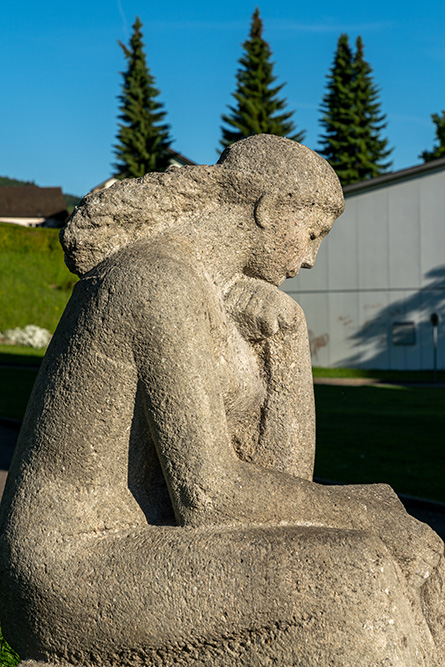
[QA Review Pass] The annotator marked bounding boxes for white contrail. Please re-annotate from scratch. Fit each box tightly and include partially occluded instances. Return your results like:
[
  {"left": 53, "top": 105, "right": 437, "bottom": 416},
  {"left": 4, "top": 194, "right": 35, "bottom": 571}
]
[{"left": 117, "top": 0, "right": 128, "bottom": 39}]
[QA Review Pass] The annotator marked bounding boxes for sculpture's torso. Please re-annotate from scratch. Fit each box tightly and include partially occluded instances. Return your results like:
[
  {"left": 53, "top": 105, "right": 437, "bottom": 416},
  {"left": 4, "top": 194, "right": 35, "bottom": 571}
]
[{"left": 1, "top": 239, "right": 266, "bottom": 538}]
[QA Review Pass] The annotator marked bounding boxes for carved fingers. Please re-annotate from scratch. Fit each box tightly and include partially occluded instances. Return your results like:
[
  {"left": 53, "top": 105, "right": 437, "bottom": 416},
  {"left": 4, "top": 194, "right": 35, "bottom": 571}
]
[{"left": 225, "top": 276, "right": 303, "bottom": 341}]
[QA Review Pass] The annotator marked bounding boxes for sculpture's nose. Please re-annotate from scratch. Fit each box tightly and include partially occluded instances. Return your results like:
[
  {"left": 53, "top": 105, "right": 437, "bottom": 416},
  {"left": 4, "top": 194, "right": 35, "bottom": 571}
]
[{"left": 301, "top": 240, "right": 321, "bottom": 269}]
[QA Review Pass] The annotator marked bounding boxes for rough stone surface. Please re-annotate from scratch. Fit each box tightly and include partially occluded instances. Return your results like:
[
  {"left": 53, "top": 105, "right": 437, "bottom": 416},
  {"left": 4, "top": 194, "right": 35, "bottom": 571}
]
[
  {"left": 0, "top": 135, "right": 443, "bottom": 666},
  {"left": 0, "top": 470, "right": 7, "bottom": 499}
]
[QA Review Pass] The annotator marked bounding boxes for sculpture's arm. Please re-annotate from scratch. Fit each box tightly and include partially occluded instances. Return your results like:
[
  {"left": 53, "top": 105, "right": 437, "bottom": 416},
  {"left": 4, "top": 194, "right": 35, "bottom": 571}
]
[
  {"left": 224, "top": 275, "right": 315, "bottom": 479},
  {"left": 130, "top": 257, "right": 323, "bottom": 527},
  {"left": 130, "top": 258, "right": 442, "bottom": 590}
]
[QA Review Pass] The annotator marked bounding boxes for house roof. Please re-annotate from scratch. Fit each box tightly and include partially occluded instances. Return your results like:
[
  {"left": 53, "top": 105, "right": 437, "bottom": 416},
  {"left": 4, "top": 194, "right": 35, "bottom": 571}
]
[
  {"left": 343, "top": 157, "right": 445, "bottom": 197},
  {"left": 0, "top": 186, "right": 68, "bottom": 220},
  {"left": 167, "top": 148, "right": 196, "bottom": 166}
]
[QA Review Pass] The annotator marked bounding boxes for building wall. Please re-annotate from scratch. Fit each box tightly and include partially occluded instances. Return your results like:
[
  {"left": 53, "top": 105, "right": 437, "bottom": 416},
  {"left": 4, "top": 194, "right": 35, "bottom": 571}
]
[{"left": 282, "top": 167, "right": 445, "bottom": 370}]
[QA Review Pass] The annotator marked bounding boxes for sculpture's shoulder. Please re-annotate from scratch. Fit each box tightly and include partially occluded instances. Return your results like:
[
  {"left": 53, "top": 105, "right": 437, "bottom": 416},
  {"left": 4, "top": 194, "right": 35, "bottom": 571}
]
[{"left": 96, "top": 236, "right": 216, "bottom": 319}]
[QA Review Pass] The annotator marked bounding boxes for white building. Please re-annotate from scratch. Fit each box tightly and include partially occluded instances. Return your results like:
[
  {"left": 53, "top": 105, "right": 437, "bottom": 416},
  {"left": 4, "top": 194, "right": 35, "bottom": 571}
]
[{"left": 283, "top": 158, "right": 445, "bottom": 370}]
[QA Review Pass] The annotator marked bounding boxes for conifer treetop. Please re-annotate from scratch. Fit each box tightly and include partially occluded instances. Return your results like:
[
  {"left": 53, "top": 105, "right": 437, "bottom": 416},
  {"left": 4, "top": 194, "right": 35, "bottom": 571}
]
[
  {"left": 113, "top": 17, "right": 172, "bottom": 179},
  {"left": 319, "top": 34, "right": 392, "bottom": 185},
  {"left": 420, "top": 111, "right": 445, "bottom": 162},
  {"left": 220, "top": 8, "right": 304, "bottom": 150}
]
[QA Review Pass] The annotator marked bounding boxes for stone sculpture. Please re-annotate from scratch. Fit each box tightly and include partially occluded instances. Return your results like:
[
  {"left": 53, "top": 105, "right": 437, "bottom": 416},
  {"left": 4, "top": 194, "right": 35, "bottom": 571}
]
[{"left": 0, "top": 134, "right": 444, "bottom": 666}]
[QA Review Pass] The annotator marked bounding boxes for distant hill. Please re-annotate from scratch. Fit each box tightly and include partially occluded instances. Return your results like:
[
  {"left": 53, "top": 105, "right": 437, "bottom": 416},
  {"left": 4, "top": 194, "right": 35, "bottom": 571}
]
[
  {"left": 0, "top": 175, "right": 35, "bottom": 187},
  {"left": 0, "top": 175, "right": 81, "bottom": 213},
  {"left": 64, "top": 193, "right": 82, "bottom": 212}
]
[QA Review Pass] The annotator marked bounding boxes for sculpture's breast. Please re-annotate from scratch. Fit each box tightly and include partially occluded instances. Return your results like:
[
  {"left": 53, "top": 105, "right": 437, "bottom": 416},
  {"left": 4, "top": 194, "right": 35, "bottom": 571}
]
[{"left": 211, "top": 311, "right": 266, "bottom": 462}]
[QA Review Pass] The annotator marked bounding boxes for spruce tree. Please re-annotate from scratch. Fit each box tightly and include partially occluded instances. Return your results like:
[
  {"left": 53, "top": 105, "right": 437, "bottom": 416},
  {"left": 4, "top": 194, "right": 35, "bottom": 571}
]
[
  {"left": 319, "top": 35, "right": 392, "bottom": 185},
  {"left": 352, "top": 36, "right": 392, "bottom": 180},
  {"left": 220, "top": 8, "right": 304, "bottom": 150},
  {"left": 420, "top": 111, "right": 445, "bottom": 162},
  {"left": 319, "top": 34, "right": 357, "bottom": 184},
  {"left": 114, "top": 17, "right": 172, "bottom": 178}
]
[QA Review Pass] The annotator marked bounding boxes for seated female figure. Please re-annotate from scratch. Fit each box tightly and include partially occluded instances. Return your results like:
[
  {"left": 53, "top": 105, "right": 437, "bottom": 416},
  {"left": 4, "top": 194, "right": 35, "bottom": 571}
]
[{"left": 0, "top": 135, "right": 443, "bottom": 666}]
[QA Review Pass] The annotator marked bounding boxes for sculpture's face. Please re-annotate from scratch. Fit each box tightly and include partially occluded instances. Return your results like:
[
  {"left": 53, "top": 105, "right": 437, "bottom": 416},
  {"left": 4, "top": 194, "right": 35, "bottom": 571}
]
[
  {"left": 282, "top": 206, "right": 336, "bottom": 278},
  {"left": 250, "top": 201, "right": 336, "bottom": 286}
]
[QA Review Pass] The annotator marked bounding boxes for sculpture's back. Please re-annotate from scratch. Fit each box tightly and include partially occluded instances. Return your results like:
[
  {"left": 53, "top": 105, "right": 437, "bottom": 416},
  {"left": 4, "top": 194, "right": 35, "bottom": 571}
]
[{"left": 0, "top": 135, "right": 443, "bottom": 666}]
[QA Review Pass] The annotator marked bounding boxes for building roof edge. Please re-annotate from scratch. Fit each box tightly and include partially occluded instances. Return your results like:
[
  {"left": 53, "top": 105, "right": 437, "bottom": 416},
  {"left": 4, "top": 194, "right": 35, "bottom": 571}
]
[{"left": 343, "top": 157, "right": 445, "bottom": 196}]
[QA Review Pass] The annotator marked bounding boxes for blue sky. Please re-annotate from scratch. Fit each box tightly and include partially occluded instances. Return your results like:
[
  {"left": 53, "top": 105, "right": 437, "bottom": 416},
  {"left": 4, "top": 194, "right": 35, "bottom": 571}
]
[{"left": 2, "top": 0, "right": 444, "bottom": 196}]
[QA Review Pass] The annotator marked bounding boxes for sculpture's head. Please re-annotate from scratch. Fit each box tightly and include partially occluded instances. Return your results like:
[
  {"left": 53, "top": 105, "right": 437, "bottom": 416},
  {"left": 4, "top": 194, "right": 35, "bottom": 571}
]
[
  {"left": 61, "top": 134, "right": 343, "bottom": 282},
  {"left": 217, "top": 134, "right": 344, "bottom": 285}
]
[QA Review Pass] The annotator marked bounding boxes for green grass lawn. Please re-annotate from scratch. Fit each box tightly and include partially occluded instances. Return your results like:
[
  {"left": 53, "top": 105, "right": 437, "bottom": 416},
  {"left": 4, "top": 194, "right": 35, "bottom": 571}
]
[
  {"left": 0, "top": 223, "right": 76, "bottom": 333},
  {"left": 314, "top": 384, "right": 445, "bottom": 502},
  {"left": 0, "top": 224, "right": 66, "bottom": 666},
  {"left": 0, "top": 345, "right": 45, "bottom": 365},
  {"left": 313, "top": 366, "right": 445, "bottom": 383},
  {"left": 0, "top": 625, "right": 19, "bottom": 666}
]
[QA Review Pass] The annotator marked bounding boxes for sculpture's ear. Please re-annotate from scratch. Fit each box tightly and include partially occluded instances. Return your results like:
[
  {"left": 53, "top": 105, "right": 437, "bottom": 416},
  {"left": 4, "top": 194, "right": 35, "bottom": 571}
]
[{"left": 254, "top": 194, "right": 274, "bottom": 229}]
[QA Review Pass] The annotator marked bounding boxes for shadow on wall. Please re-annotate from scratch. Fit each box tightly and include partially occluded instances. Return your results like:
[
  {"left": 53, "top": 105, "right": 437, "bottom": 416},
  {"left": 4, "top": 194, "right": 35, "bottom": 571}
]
[
  {"left": 309, "top": 331, "right": 329, "bottom": 359},
  {"left": 339, "top": 266, "right": 445, "bottom": 370}
]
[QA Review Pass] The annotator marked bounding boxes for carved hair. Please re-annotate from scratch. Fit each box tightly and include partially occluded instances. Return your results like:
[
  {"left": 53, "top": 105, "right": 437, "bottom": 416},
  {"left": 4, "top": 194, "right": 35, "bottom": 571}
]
[
  {"left": 218, "top": 134, "right": 344, "bottom": 212},
  {"left": 61, "top": 166, "right": 220, "bottom": 277},
  {"left": 61, "top": 135, "right": 344, "bottom": 277}
]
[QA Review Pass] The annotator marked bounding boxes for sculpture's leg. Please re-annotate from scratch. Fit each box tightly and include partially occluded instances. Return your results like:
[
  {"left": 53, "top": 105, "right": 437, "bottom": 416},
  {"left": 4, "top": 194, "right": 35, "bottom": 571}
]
[{"left": 3, "top": 525, "right": 439, "bottom": 666}]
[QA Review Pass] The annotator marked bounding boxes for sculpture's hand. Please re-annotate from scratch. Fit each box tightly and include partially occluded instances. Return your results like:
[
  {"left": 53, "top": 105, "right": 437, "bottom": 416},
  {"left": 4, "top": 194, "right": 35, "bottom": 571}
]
[{"left": 225, "top": 276, "right": 302, "bottom": 340}]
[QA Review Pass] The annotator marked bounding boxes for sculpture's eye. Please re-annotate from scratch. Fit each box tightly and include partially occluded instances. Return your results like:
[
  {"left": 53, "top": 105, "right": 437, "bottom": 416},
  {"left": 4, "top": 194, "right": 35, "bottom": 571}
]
[{"left": 310, "top": 232, "right": 317, "bottom": 241}]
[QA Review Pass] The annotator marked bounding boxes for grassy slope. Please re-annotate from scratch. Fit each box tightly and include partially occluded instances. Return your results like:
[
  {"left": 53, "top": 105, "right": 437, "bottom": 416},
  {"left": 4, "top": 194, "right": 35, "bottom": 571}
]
[
  {"left": 64, "top": 193, "right": 82, "bottom": 213},
  {"left": 0, "top": 223, "right": 77, "bottom": 333}
]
